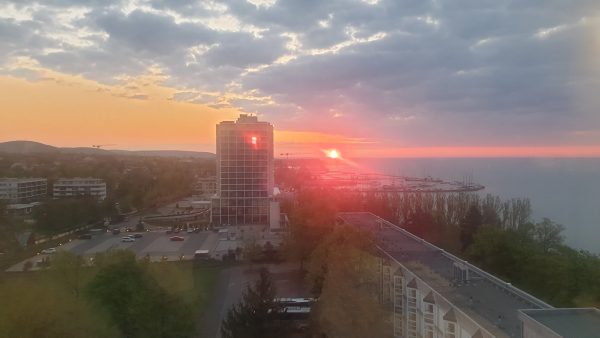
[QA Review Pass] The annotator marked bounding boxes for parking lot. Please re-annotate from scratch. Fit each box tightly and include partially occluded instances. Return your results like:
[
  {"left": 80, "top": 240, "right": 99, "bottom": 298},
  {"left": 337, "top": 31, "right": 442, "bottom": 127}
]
[{"left": 7, "top": 230, "right": 219, "bottom": 271}]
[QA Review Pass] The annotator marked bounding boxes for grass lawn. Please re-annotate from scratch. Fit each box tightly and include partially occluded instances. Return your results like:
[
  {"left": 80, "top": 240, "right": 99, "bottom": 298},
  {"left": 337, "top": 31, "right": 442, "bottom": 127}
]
[{"left": 1, "top": 257, "right": 222, "bottom": 337}]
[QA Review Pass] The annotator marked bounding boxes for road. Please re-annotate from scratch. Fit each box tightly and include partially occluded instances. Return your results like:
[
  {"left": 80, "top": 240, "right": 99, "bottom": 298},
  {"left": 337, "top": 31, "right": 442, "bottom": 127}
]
[{"left": 198, "top": 266, "right": 249, "bottom": 338}]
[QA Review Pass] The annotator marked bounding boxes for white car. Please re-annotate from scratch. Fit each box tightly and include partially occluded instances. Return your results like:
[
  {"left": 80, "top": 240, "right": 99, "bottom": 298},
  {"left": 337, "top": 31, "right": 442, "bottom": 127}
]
[
  {"left": 121, "top": 236, "right": 135, "bottom": 242},
  {"left": 41, "top": 248, "right": 57, "bottom": 254}
]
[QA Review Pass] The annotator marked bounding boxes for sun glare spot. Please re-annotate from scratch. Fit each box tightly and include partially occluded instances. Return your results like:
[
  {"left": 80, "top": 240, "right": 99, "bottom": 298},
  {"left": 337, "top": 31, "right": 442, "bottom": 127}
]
[{"left": 326, "top": 149, "right": 340, "bottom": 159}]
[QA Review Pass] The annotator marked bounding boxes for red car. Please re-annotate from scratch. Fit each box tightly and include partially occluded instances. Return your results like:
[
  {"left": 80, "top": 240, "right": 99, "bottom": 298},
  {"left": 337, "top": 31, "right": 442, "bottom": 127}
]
[{"left": 169, "top": 236, "right": 184, "bottom": 241}]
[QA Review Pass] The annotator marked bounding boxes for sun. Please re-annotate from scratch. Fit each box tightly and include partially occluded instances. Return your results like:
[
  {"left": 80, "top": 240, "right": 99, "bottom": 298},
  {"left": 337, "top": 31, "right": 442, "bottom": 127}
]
[{"left": 326, "top": 149, "right": 340, "bottom": 159}]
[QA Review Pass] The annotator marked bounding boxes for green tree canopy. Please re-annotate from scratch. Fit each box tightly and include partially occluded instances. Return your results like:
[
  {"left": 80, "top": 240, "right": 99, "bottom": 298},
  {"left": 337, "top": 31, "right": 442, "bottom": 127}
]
[
  {"left": 221, "top": 268, "right": 282, "bottom": 338},
  {"left": 86, "top": 251, "right": 194, "bottom": 338},
  {"left": 0, "top": 277, "right": 119, "bottom": 338}
]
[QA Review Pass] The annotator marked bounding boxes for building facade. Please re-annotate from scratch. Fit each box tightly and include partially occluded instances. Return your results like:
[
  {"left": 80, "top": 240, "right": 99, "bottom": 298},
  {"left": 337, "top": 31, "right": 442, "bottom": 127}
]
[
  {"left": 53, "top": 178, "right": 107, "bottom": 200},
  {"left": 211, "top": 114, "right": 274, "bottom": 227},
  {"left": 0, "top": 178, "right": 47, "bottom": 203}
]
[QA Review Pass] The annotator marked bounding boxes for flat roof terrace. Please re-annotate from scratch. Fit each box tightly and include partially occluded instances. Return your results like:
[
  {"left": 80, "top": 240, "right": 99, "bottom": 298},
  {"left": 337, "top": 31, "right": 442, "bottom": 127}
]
[
  {"left": 519, "top": 308, "right": 600, "bottom": 338},
  {"left": 338, "top": 212, "right": 553, "bottom": 338}
]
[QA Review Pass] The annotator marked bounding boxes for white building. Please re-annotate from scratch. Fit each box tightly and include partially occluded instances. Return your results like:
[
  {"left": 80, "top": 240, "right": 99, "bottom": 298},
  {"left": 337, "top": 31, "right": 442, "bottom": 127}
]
[
  {"left": 0, "top": 178, "right": 47, "bottom": 203},
  {"left": 53, "top": 178, "right": 107, "bottom": 200},
  {"left": 337, "top": 212, "right": 600, "bottom": 338},
  {"left": 194, "top": 176, "right": 217, "bottom": 197},
  {"left": 211, "top": 114, "right": 276, "bottom": 228}
]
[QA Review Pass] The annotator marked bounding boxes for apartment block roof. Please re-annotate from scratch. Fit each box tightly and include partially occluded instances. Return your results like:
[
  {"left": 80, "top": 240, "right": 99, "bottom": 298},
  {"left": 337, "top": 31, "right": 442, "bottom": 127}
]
[{"left": 338, "top": 212, "right": 554, "bottom": 338}]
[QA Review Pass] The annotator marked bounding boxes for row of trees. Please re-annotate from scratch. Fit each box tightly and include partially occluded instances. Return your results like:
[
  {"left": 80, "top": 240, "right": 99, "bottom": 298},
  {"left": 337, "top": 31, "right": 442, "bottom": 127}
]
[
  {"left": 282, "top": 187, "right": 600, "bottom": 312},
  {"left": 392, "top": 192, "right": 532, "bottom": 230},
  {"left": 360, "top": 190, "right": 600, "bottom": 307},
  {"left": 0, "top": 250, "right": 201, "bottom": 338},
  {"left": 33, "top": 198, "right": 116, "bottom": 234},
  {"left": 467, "top": 220, "right": 600, "bottom": 307}
]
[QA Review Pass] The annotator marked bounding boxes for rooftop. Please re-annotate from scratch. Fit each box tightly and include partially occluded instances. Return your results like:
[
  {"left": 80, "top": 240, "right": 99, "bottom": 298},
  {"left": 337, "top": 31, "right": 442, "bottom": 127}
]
[
  {"left": 55, "top": 177, "right": 104, "bottom": 181},
  {"left": 220, "top": 114, "right": 271, "bottom": 125},
  {"left": 0, "top": 177, "right": 46, "bottom": 182},
  {"left": 519, "top": 308, "right": 600, "bottom": 338},
  {"left": 338, "top": 212, "right": 553, "bottom": 338}
]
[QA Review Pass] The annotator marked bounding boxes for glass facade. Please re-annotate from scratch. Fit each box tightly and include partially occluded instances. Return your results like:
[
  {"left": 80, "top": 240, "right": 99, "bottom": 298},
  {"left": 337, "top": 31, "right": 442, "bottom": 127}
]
[{"left": 212, "top": 115, "right": 274, "bottom": 226}]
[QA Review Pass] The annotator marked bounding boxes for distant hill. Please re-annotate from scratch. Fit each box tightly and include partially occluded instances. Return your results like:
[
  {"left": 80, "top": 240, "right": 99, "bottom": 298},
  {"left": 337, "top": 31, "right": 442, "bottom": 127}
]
[
  {"left": 112, "top": 150, "right": 215, "bottom": 158},
  {"left": 0, "top": 140, "right": 59, "bottom": 154},
  {"left": 109, "top": 149, "right": 215, "bottom": 159},
  {"left": 0, "top": 141, "right": 215, "bottom": 159}
]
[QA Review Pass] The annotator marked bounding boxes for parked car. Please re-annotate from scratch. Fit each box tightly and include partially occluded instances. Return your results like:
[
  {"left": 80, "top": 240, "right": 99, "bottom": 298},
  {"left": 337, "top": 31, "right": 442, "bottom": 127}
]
[
  {"left": 41, "top": 248, "right": 57, "bottom": 254},
  {"left": 112, "top": 229, "right": 121, "bottom": 235},
  {"left": 169, "top": 236, "right": 184, "bottom": 242},
  {"left": 165, "top": 229, "right": 173, "bottom": 234},
  {"left": 133, "top": 233, "right": 143, "bottom": 238},
  {"left": 187, "top": 228, "right": 194, "bottom": 233},
  {"left": 121, "top": 236, "right": 135, "bottom": 242},
  {"left": 78, "top": 234, "right": 92, "bottom": 240}
]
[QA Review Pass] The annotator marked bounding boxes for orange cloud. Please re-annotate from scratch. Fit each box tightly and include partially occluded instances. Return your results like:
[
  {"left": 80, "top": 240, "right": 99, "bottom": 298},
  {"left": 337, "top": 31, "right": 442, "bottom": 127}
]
[
  {"left": 0, "top": 70, "right": 239, "bottom": 151},
  {"left": 2, "top": 67, "right": 599, "bottom": 158}
]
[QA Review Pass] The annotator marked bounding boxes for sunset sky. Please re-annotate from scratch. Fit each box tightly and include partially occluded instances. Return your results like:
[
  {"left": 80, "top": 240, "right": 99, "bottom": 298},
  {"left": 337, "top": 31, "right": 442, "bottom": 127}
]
[{"left": 1, "top": 0, "right": 600, "bottom": 157}]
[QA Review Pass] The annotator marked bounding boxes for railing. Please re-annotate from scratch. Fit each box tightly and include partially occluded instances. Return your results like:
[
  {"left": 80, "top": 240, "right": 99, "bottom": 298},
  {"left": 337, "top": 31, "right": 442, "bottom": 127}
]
[
  {"left": 340, "top": 212, "right": 553, "bottom": 310},
  {"left": 377, "top": 247, "right": 497, "bottom": 338}
]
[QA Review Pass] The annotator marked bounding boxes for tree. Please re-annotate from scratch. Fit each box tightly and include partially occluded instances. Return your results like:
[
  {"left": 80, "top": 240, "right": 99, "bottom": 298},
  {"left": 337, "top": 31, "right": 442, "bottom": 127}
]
[
  {"left": 307, "top": 225, "right": 389, "bottom": 337},
  {"left": 313, "top": 247, "right": 390, "bottom": 338},
  {"left": 242, "top": 237, "right": 263, "bottom": 265},
  {"left": 86, "top": 250, "right": 194, "bottom": 338},
  {"left": 404, "top": 207, "right": 436, "bottom": 241},
  {"left": 460, "top": 204, "right": 483, "bottom": 252},
  {"left": 0, "top": 278, "right": 119, "bottom": 338},
  {"left": 221, "top": 268, "right": 282, "bottom": 338},
  {"left": 284, "top": 188, "right": 337, "bottom": 270},
  {"left": 467, "top": 226, "right": 533, "bottom": 281},
  {"left": 534, "top": 218, "right": 565, "bottom": 252},
  {"left": 50, "top": 251, "right": 86, "bottom": 298},
  {"left": 135, "top": 219, "right": 145, "bottom": 232},
  {"left": 34, "top": 198, "right": 105, "bottom": 234},
  {"left": 305, "top": 225, "right": 375, "bottom": 297}
]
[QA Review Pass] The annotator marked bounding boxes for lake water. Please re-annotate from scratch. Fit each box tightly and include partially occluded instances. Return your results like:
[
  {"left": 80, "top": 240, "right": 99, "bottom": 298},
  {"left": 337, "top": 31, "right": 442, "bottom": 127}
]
[{"left": 348, "top": 158, "right": 600, "bottom": 253}]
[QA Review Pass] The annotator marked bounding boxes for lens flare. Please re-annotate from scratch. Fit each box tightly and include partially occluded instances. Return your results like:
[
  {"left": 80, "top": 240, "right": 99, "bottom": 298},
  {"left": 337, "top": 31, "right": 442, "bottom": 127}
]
[{"left": 326, "top": 149, "right": 340, "bottom": 159}]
